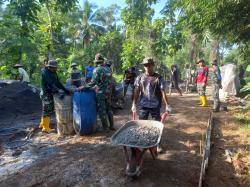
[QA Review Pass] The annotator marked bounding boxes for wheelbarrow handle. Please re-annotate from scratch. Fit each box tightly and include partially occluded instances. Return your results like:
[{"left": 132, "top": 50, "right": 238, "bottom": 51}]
[
  {"left": 161, "top": 112, "right": 168, "bottom": 123},
  {"left": 132, "top": 112, "right": 168, "bottom": 123},
  {"left": 132, "top": 112, "right": 136, "bottom": 120}
]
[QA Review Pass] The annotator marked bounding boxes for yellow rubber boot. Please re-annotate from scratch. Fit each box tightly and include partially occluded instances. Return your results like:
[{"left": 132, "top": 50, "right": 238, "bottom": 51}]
[
  {"left": 42, "top": 116, "right": 54, "bottom": 133},
  {"left": 39, "top": 117, "right": 44, "bottom": 129},
  {"left": 199, "top": 96, "right": 203, "bottom": 105},
  {"left": 201, "top": 96, "right": 207, "bottom": 107}
]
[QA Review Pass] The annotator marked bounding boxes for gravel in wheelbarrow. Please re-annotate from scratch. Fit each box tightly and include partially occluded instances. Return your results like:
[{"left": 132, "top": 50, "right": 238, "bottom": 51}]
[{"left": 111, "top": 120, "right": 164, "bottom": 148}]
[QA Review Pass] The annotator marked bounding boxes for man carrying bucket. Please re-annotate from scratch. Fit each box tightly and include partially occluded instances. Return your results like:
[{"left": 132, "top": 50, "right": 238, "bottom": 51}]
[
  {"left": 132, "top": 57, "right": 172, "bottom": 121},
  {"left": 39, "top": 60, "right": 70, "bottom": 133},
  {"left": 77, "top": 54, "right": 115, "bottom": 132}
]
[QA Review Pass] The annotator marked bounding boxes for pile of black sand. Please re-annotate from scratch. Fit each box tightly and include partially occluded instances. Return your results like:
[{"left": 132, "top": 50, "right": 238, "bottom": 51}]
[{"left": 0, "top": 81, "right": 42, "bottom": 120}]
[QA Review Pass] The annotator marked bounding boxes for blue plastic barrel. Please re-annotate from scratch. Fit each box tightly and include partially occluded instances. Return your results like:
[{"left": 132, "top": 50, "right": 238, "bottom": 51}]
[{"left": 73, "top": 90, "right": 97, "bottom": 135}]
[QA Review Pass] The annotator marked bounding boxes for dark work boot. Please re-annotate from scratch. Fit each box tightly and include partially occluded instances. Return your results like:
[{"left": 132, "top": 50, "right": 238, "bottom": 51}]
[
  {"left": 107, "top": 113, "right": 115, "bottom": 131},
  {"left": 100, "top": 116, "right": 109, "bottom": 132}
]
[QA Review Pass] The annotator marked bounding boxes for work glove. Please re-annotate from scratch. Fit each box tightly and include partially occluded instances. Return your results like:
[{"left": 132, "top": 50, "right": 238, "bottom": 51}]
[
  {"left": 165, "top": 104, "right": 172, "bottom": 113},
  {"left": 131, "top": 102, "right": 136, "bottom": 112}
]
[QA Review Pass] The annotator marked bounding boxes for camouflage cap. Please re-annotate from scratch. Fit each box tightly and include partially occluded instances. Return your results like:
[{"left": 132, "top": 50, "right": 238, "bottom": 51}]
[
  {"left": 141, "top": 57, "right": 155, "bottom": 65},
  {"left": 46, "top": 60, "right": 58, "bottom": 68},
  {"left": 94, "top": 53, "right": 104, "bottom": 64}
]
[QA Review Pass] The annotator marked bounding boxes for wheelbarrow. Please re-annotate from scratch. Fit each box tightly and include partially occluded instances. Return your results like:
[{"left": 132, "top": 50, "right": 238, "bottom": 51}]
[{"left": 111, "top": 112, "right": 168, "bottom": 178}]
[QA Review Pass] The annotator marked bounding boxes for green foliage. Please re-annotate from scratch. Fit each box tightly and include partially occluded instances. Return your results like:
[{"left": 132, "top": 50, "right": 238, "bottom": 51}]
[
  {"left": 234, "top": 112, "right": 250, "bottom": 132},
  {"left": 112, "top": 73, "right": 123, "bottom": 82},
  {"left": 121, "top": 0, "right": 156, "bottom": 69},
  {"left": 163, "top": 0, "right": 250, "bottom": 44},
  {"left": 0, "top": 0, "right": 249, "bottom": 87}
]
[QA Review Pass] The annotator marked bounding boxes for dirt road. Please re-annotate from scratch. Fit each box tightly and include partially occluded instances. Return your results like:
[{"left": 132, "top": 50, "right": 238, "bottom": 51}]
[{"left": 0, "top": 93, "right": 211, "bottom": 187}]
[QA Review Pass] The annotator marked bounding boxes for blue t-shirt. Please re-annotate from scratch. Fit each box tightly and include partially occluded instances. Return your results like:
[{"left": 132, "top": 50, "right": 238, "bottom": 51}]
[{"left": 85, "top": 66, "right": 94, "bottom": 78}]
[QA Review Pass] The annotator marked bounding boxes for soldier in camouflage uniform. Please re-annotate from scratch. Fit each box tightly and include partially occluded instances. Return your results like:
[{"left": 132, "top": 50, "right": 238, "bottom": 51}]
[
  {"left": 195, "top": 59, "right": 209, "bottom": 107},
  {"left": 39, "top": 60, "right": 70, "bottom": 133},
  {"left": 210, "top": 59, "right": 222, "bottom": 112},
  {"left": 77, "top": 54, "right": 115, "bottom": 131}
]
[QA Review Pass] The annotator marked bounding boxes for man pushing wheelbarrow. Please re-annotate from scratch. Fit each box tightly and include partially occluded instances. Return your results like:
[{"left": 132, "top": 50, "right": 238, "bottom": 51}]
[{"left": 111, "top": 57, "right": 172, "bottom": 177}]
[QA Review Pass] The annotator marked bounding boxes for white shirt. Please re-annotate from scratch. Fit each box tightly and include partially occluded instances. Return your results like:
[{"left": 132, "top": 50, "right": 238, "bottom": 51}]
[{"left": 18, "top": 67, "right": 30, "bottom": 83}]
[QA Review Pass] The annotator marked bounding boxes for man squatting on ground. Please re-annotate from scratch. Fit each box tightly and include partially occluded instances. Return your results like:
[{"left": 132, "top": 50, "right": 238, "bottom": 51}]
[
  {"left": 77, "top": 54, "right": 115, "bottom": 132},
  {"left": 195, "top": 59, "right": 209, "bottom": 107},
  {"left": 39, "top": 60, "right": 70, "bottom": 133},
  {"left": 210, "top": 59, "right": 222, "bottom": 112}
]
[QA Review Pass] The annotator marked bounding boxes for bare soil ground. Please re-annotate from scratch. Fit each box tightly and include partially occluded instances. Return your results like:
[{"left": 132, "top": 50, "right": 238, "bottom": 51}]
[
  {"left": 205, "top": 109, "right": 250, "bottom": 187},
  {"left": 0, "top": 90, "right": 248, "bottom": 187}
]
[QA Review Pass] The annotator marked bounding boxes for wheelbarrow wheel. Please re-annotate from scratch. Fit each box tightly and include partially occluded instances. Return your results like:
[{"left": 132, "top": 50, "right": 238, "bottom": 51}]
[{"left": 126, "top": 148, "right": 137, "bottom": 174}]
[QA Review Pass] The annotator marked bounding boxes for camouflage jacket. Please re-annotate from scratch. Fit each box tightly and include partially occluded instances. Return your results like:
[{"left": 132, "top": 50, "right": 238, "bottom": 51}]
[
  {"left": 41, "top": 67, "right": 66, "bottom": 94},
  {"left": 85, "top": 65, "right": 113, "bottom": 98},
  {"left": 211, "top": 65, "right": 222, "bottom": 84}
]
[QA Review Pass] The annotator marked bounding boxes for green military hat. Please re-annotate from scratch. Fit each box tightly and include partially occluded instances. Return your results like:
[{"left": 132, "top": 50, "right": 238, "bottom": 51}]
[
  {"left": 94, "top": 53, "right": 104, "bottom": 64},
  {"left": 46, "top": 60, "right": 58, "bottom": 67},
  {"left": 141, "top": 57, "right": 155, "bottom": 65}
]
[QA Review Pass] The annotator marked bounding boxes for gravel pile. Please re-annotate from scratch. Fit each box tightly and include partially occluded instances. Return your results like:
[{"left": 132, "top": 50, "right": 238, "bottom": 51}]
[
  {"left": 0, "top": 82, "right": 41, "bottom": 121},
  {"left": 114, "top": 125, "right": 160, "bottom": 147}
]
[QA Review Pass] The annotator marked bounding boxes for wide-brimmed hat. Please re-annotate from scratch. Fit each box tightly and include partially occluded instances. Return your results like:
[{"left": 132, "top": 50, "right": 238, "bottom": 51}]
[
  {"left": 196, "top": 59, "right": 205, "bottom": 64},
  {"left": 71, "top": 63, "right": 77, "bottom": 67},
  {"left": 46, "top": 60, "right": 57, "bottom": 67},
  {"left": 141, "top": 57, "right": 155, "bottom": 65},
  {"left": 14, "top": 64, "right": 23, "bottom": 68}
]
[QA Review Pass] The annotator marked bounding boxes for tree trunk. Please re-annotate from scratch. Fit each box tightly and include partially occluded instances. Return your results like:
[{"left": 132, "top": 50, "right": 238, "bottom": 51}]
[
  {"left": 189, "top": 33, "right": 198, "bottom": 66},
  {"left": 209, "top": 39, "right": 219, "bottom": 63},
  {"left": 45, "top": 2, "right": 54, "bottom": 60}
]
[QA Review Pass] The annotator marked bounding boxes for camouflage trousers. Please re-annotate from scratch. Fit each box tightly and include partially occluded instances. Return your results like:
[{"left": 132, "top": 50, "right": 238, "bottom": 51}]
[
  {"left": 197, "top": 83, "right": 206, "bottom": 96},
  {"left": 212, "top": 83, "right": 220, "bottom": 111},
  {"left": 96, "top": 93, "right": 113, "bottom": 128},
  {"left": 40, "top": 91, "right": 54, "bottom": 117}
]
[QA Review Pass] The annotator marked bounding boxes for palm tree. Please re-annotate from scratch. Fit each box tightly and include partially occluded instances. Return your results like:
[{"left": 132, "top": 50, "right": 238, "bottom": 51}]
[{"left": 81, "top": 0, "right": 105, "bottom": 48}]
